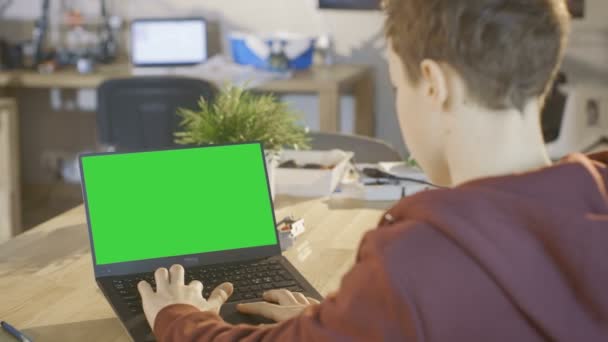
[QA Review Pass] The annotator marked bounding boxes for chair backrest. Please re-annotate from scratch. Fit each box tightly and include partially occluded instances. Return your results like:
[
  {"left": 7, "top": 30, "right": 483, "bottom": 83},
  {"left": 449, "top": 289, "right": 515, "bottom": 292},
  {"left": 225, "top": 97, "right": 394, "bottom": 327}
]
[
  {"left": 97, "top": 77, "right": 216, "bottom": 151},
  {"left": 309, "top": 132, "right": 403, "bottom": 163}
]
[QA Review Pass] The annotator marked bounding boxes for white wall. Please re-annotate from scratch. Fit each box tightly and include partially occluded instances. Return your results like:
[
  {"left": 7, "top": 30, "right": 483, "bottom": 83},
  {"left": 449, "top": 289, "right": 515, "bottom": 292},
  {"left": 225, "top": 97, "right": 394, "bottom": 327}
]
[
  {"left": 563, "top": 1, "right": 608, "bottom": 85},
  {"left": 3, "top": 0, "right": 608, "bottom": 156}
]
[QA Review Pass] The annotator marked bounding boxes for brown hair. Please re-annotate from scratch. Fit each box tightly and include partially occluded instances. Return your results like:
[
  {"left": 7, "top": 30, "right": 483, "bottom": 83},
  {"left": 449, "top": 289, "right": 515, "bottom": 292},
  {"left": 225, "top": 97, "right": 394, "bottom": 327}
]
[{"left": 384, "top": 0, "right": 571, "bottom": 111}]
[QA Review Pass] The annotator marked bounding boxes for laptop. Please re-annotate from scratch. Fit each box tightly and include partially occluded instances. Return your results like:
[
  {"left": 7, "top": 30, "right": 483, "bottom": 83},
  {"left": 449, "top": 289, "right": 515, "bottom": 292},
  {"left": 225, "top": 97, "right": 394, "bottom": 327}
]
[{"left": 79, "top": 142, "right": 322, "bottom": 342}]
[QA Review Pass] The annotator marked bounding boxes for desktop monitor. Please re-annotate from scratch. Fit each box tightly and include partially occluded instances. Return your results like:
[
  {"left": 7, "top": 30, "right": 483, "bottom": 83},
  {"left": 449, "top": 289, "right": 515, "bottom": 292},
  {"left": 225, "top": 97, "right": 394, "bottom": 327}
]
[{"left": 131, "top": 18, "right": 208, "bottom": 67}]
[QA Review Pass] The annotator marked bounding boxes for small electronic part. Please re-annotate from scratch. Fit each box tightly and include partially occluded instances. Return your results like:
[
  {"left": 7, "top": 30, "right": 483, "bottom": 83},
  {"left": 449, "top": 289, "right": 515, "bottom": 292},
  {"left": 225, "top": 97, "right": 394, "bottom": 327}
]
[
  {"left": 278, "top": 230, "right": 294, "bottom": 251},
  {"left": 276, "top": 216, "right": 306, "bottom": 251},
  {"left": 276, "top": 216, "right": 306, "bottom": 238}
]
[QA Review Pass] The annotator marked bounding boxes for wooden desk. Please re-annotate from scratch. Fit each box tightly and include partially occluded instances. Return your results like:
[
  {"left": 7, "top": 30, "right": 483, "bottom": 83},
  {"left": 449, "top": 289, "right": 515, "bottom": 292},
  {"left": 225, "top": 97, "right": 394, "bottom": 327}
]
[
  {"left": 0, "top": 196, "right": 391, "bottom": 342},
  {"left": 0, "top": 64, "right": 375, "bottom": 136}
]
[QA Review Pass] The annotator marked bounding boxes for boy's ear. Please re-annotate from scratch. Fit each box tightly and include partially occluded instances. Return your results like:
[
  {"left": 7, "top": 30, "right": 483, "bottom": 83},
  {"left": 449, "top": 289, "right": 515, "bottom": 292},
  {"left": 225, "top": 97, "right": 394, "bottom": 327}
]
[{"left": 420, "top": 59, "right": 450, "bottom": 111}]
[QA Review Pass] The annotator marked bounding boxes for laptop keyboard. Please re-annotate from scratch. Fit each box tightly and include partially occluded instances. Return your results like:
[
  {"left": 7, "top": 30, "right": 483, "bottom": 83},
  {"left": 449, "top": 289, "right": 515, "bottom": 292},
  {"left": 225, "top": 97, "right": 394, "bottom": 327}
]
[{"left": 110, "top": 259, "right": 303, "bottom": 315}]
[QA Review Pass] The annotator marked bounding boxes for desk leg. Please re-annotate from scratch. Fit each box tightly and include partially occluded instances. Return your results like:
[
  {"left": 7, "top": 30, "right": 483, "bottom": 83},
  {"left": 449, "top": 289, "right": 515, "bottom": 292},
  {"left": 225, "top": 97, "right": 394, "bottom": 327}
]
[
  {"left": 318, "top": 86, "right": 340, "bottom": 133},
  {"left": 0, "top": 99, "right": 21, "bottom": 242},
  {"left": 354, "top": 71, "right": 375, "bottom": 136}
]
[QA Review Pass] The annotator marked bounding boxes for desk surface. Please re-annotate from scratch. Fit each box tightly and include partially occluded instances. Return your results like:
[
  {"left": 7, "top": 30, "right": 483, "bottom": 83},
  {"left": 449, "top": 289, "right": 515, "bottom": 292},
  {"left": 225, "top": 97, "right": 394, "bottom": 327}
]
[
  {"left": 0, "top": 64, "right": 371, "bottom": 91},
  {"left": 0, "top": 196, "right": 391, "bottom": 342}
]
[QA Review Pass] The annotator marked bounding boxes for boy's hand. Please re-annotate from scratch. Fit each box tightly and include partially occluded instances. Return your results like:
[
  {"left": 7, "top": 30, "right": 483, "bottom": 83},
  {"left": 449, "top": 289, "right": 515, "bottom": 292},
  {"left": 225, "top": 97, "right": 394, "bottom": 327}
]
[
  {"left": 236, "top": 289, "right": 320, "bottom": 322},
  {"left": 137, "top": 264, "right": 233, "bottom": 329}
]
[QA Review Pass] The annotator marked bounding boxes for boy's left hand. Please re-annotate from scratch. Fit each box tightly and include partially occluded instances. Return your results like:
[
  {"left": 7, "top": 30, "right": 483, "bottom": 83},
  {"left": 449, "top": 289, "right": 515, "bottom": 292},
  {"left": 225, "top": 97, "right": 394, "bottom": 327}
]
[{"left": 137, "top": 264, "right": 233, "bottom": 329}]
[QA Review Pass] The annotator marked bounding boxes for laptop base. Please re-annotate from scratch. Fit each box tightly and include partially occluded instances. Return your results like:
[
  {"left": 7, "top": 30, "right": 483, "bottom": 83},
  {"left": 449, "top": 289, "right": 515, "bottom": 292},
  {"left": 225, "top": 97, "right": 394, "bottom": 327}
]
[{"left": 99, "top": 255, "right": 322, "bottom": 342}]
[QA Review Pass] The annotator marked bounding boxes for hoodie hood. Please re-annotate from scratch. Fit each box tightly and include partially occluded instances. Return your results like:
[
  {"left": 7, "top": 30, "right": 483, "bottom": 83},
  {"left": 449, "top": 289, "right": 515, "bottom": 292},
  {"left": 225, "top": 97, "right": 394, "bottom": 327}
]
[{"left": 382, "top": 152, "right": 608, "bottom": 341}]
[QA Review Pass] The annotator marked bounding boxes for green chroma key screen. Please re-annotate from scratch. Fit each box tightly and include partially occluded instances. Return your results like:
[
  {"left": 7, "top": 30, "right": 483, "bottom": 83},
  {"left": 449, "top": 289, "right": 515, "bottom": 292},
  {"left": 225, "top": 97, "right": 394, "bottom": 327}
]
[{"left": 80, "top": 143, "right": 278, "bottom": 265}]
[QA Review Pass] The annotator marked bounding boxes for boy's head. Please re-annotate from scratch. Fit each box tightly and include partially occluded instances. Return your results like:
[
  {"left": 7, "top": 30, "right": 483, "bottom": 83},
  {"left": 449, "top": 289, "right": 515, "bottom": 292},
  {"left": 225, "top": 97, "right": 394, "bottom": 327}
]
[{"left": 384, "top": 0, "right": 571, "bottom": 185}]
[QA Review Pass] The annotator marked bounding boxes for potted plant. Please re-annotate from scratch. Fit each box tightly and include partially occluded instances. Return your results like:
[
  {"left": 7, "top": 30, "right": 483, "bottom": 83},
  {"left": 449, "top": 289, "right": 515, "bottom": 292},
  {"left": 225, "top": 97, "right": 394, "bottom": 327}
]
[{"left": 174, "top": 85, "right": 310, "bottom": 198}]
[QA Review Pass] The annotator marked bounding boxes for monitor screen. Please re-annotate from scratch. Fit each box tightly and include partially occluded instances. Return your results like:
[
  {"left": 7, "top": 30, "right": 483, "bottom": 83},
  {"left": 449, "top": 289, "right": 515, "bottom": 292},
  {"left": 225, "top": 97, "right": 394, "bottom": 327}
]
[
  {"left": 131, "top": 18, "right": 208, "bottom": 66},
  {"left": 80, "top": 143, "right": 278, "bottom": 266}
]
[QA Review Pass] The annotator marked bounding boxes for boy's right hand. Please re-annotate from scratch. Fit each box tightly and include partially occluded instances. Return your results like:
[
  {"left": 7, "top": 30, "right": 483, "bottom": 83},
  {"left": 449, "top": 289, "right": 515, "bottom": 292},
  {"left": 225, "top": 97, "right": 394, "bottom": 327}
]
[
  {"left": 236, "top": 289, "right": 320, "bottom": 322},
  {"left": 138, "top": 264, "right": 233, "bottom": 329}
]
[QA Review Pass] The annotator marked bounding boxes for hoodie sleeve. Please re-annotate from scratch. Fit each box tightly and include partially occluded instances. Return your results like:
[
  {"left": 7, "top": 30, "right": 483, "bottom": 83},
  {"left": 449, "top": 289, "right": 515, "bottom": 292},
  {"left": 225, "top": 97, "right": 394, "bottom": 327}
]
[{"left": 153, "top": 228, "right": 420, "bottom": 342}]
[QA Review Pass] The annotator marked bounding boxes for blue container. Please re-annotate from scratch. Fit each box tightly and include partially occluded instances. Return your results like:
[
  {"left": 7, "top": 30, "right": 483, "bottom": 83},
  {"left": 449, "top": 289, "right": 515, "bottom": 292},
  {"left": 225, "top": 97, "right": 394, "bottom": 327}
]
[{"left": 230, "top": 32, "right": 316, "bottom": 71}]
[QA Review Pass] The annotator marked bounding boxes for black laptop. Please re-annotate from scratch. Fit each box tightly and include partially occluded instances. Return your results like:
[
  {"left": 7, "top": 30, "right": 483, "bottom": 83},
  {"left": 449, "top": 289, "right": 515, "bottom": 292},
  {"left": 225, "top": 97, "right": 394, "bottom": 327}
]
[{"left": 79, "top": 142, "right": 322, "bottom": 342}]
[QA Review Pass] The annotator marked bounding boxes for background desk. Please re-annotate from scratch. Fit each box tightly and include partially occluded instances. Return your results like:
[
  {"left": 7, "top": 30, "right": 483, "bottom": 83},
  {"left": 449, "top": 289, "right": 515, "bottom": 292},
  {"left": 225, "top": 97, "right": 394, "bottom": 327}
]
[
  {"left": 0, "top": 196, "right": 391, "bottom": 342},
  {"left": 0, "top": 64, "right": 375, "bottom": 136}
]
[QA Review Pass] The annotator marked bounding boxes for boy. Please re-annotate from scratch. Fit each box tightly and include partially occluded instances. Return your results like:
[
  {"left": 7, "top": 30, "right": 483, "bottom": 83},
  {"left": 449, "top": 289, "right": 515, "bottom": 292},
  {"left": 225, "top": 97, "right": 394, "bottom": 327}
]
[{"left": 138, "top": 0, "right": 608, "bottom": 340}]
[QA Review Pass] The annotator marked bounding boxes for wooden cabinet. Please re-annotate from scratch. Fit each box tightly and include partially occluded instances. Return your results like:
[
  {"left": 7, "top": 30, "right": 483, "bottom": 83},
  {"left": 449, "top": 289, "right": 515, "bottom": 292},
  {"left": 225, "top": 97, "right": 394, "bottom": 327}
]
[{"left": 0, "top": 98, "right": 20, "bottom": 242}]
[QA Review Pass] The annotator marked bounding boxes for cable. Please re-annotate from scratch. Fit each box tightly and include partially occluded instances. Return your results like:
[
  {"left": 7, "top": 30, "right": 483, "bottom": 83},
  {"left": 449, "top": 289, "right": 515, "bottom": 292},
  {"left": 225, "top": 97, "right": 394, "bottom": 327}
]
[{"left": 361, "top": 167, "right": 445, "bottom": 189}]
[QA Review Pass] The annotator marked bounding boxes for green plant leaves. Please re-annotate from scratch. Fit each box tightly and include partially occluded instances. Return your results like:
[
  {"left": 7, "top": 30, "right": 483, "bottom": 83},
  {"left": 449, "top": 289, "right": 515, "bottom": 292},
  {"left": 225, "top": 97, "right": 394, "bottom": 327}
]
[{"left": 175, "top": 85, "right": 310, "bottom": 151}]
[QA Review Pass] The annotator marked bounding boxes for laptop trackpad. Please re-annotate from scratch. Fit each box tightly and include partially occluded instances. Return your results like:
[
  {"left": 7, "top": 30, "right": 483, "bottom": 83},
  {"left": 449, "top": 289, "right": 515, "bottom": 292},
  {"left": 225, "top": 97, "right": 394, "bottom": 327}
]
[{"left": 220, "top": 302, "right": 276, "bottom": 325}]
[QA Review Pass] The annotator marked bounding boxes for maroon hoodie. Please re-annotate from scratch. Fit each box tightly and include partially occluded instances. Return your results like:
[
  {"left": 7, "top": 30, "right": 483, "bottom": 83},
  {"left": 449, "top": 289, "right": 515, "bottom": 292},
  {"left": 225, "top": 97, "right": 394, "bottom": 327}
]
[{"left": 154, "top": 152, "right": 608, "bottom": 341}]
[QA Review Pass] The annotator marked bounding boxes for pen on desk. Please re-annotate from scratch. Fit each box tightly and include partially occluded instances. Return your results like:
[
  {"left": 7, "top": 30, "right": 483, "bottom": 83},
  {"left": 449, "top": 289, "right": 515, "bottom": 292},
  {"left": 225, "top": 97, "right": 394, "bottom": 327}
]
[{"left": 1, "top": 321, "right": 33, "bottom": 342}]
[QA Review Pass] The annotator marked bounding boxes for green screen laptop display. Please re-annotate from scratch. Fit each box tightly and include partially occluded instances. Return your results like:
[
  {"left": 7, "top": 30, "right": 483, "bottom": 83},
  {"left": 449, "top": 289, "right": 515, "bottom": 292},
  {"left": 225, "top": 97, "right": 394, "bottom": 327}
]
[{"left": 80, "top": 143, "right": 277, "bottom": 266}]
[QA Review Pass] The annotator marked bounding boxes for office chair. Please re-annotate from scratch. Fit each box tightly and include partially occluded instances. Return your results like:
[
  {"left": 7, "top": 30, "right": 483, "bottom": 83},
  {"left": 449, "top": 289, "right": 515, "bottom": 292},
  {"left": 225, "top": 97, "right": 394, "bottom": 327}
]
[
  {"left": 309, "top": 132, "right": 403, "bottom": 163},
  {"left": 97, "top": 77, "right": 216, "bottom": 151}
]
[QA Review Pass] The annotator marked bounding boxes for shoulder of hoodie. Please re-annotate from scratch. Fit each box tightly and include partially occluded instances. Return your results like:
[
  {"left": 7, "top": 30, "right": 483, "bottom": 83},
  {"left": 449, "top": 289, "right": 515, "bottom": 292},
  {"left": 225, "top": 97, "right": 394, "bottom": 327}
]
[
  {"left": 357, "top": 152, "right": 608, "bottom": 266},
  {"left": 393, "top": 157, "right": 607, "bottom": 231},
  {"left": 355, "top": 184, "right": 491, "bottom": 269},
  {"left": 358, "top": 183, "right": 503, "bottom": 252},
  {"left": 354, "top": 168, "right": 568, "bottom": 273},
  {"left": 356, "top": 157, "right": 608, "bottom": 294}
]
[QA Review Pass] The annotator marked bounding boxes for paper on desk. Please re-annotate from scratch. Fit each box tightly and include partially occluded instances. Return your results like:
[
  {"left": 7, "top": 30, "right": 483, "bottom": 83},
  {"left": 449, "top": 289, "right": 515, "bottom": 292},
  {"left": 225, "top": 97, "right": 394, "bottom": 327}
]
[
  {"left": 334, "top": 181, "right": 431, "bottom": 201},
  {"left": 332, "top": 162, "right": 432, "bottom": 201},
  {"left": 131, "top": 56, "right": 292, "bottom": 88}
]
